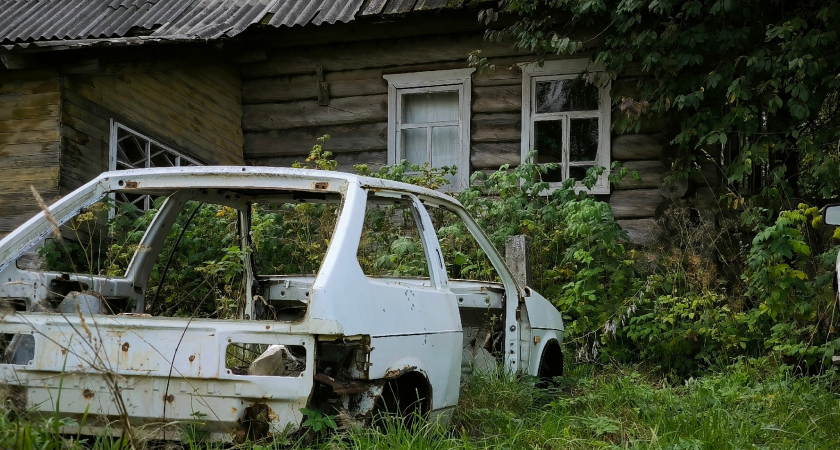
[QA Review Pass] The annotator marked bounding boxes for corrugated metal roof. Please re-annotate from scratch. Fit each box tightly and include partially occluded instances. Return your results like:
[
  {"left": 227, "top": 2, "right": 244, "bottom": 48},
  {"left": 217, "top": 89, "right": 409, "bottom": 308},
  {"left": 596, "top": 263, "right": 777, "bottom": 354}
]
[{"left": 0, "top": 0, "right": 467, "bottom": 46}]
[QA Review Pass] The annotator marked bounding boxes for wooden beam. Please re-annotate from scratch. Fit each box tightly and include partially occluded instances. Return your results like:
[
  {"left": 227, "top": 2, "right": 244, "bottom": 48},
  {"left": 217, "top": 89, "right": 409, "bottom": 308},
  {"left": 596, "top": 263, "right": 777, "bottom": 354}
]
[
  {"left": 609, "top": 189, "right": 663, "bottom": 219},
  {"left": 243, "top": 95, "right": 388, "bottom": 131},
  {"left": 611, "top": 133, "right": 666, "bottom": 160},
  {"left": 617, "top": 218, "right": 660, "bottom": 245},
  {"left": 248, "top": 149, "right": 387, "bottom": 173},
  {"left": 240, "top": 32, "right": 529, "bottom": 78},
  {"left": 473, "top": 85, "right": 521, "bottom": 114},
  {"left": 613, "top": 160, "right": 664, "bottom": 190},
  {"left": 471, "top": 142, "right": 519, "bottom": 170},
  {"left": 472, "top": 113, "right": 520, "bottom": 143},
  {"left": 60, "top": 58, "right": 105, "bottom": 75},
  {"left": 244, "top": 122, "right": 388, "bottom": 158}
]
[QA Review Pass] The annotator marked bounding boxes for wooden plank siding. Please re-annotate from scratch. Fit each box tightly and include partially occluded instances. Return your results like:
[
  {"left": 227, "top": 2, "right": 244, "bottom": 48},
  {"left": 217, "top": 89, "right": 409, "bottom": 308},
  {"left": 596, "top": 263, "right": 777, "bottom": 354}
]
[
  {"left": 59, "top": 64, "right": 245, "bottom": 193},
  {"left": 0, "top": 69, "right": 62, "bottom": 236},
  {"left": 241, "top": 30, "right": 670, "bottom": 243}
]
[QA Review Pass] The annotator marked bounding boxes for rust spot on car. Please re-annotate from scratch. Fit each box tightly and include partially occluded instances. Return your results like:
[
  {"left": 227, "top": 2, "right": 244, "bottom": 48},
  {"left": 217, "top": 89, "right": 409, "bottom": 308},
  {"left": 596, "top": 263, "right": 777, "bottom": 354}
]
[
  {"left": 238, "top": 403, "right": 275, "bottom": 443},
  {"left": 124, "top": 181, "right": 139, "bottom": 189},
  {"left": 165, "top": 394, "right": 175, "bottom": 403},
  {"left": 314, "top": 182, "right": 328, "bottom": 190},
  {"left": 265, "top": 325, "right": 270, "bottom": 330},
  {"left": 189, "top": 355, "right": 195, "bottom": 362},
  {"left": 232, "top": 407, "right": 237, "bottom": 415},
  {"left": 122, "top": 342, "right": 130, "bottom": 352},
  {"left": 82, "top": 389, "right": 95, "bottom": 400},
  {"left": 384, "top": 365, "right": 417, "bottom": 379}
]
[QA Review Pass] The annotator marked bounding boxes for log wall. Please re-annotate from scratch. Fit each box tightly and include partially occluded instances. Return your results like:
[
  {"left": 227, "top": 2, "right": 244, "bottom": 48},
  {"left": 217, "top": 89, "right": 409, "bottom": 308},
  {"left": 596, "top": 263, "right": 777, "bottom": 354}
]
[
  {"left": 0, "top": 68, "right": 62, "bottom": 236},
  {"left": 60, "top": 64, "right": 244, "bottom": 193},
  {"left": 240, "top": 30, "right": 677, "bottom": 244}
]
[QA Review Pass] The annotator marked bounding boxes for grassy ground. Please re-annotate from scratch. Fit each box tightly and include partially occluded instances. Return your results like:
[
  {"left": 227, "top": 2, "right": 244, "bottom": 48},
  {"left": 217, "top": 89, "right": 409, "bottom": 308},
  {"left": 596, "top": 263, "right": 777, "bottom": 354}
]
[{"left": 3, "top": 358, "right": 839, "bottom": 449}]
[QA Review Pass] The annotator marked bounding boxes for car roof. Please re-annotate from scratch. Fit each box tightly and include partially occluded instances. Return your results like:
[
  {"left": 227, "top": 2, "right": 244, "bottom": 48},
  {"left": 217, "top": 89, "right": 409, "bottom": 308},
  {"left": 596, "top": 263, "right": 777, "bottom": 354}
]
[{"left": 98, "top": 166, "right": 465, "bottom": 208}]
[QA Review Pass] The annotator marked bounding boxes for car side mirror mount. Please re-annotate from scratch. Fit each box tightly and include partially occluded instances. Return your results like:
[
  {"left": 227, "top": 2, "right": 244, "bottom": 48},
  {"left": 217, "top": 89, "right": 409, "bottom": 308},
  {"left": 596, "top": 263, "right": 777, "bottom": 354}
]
[{"left": 824, "top": 205, "right": 840, "bottom": 226}]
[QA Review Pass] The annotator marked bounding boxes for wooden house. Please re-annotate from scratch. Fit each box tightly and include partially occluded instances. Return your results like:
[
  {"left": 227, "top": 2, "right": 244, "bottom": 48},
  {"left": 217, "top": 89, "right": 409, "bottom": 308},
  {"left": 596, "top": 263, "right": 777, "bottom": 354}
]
[{"left": 0, "top": 0, "right": 709, "bottom": 242}]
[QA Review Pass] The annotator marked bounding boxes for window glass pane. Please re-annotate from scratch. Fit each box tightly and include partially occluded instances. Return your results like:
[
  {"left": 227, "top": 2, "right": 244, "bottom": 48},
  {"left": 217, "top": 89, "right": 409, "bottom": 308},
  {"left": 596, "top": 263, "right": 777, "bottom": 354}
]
[
  {"left": 403, "top": 128, "right": 427, "bottom": 164},
  {"left": 403, "top": 92, "right": 459, "bottom": 124},
  {"left": 535, "top": 79, "right": 599, "bottom": 113},
  {"left": 357, "top": 197, "right": 429, "bottom": 278},
  {"left": 570, "top": 117, "right": 599, "bottom": 162},
  {"left": 424, "top": 205, "right": 499, "bottom": 282},
  {"left": 534, "top": 120, "right": 564, "bottom": 182},
  {"left": 432, "top": 125, "right": 459, "bottom": 184},
  {"left": 569, "top": 165, "right": 594, "bottom": 181}
]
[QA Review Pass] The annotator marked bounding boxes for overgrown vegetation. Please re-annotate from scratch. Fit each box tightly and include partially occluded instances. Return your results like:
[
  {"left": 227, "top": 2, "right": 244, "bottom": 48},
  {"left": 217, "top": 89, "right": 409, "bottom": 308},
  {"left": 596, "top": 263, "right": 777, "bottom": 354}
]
[
  {"left": 463, "top": 0, "right": 840, "bottom": 372},
  {"left": 4, "top": 359, "right": 839, "bottom": 449}
]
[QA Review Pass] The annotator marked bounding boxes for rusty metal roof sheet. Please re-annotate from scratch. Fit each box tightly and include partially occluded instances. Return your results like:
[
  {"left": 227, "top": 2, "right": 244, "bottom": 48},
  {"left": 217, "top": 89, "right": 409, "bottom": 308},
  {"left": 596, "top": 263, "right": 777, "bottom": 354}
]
[{"left": 0, "top": 0, "right": 468, "bottom": 46}]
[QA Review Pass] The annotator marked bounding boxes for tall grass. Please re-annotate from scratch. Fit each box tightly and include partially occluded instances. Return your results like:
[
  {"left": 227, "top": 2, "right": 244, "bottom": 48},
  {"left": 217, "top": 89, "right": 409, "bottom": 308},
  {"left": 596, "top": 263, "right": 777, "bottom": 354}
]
[{"left": 3, "top": 359, "right": 839, "bottom": 449}]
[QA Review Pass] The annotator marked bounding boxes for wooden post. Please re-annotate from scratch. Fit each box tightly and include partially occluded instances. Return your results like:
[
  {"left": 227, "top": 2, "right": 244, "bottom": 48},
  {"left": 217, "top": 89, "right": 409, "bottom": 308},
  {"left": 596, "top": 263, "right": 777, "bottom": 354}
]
[{"left": 505, "top": 235, "right": 532, "bottom": 288}]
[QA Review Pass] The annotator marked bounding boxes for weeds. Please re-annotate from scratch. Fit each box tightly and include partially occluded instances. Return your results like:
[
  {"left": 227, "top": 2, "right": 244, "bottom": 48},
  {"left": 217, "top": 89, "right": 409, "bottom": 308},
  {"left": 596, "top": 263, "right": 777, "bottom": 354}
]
[{"left": 5, "top": 360, "right": 836, "bottom": 449}]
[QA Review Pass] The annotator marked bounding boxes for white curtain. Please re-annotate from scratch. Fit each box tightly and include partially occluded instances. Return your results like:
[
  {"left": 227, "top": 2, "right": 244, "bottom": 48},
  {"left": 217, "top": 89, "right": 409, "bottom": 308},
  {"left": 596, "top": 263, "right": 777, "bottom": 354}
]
[{"left": 401, "top": 91, "right": 460, "bottom": 176}]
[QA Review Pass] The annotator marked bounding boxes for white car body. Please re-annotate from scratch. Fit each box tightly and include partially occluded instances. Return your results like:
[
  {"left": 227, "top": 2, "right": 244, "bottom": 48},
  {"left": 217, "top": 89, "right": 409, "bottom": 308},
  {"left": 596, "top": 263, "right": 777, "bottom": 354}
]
[{"left": 0, "top": 167, "right": 564, "bottom": 441}]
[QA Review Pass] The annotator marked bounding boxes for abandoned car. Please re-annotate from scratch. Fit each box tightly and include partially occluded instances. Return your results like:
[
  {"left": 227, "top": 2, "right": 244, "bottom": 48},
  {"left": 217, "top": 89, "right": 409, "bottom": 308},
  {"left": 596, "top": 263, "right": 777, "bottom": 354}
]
[{"left": 0, "top": 167, "right": 564, "bottom": 441}]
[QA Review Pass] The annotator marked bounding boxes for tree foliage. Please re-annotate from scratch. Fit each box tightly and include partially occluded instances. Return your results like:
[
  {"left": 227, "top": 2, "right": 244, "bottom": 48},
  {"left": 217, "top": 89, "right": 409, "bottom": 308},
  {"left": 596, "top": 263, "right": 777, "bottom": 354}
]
[{"left": 482, "top": 0, "right": 840, "bottom": 201}]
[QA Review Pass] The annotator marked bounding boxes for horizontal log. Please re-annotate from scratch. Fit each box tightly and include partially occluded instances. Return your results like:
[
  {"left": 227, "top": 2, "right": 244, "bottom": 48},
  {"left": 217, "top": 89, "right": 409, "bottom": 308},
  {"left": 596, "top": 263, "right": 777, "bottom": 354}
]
[
  {"left": 473, "top": 64, "right": 523, "bottom": 87},
  {"left": 609, "top": 189, "right": 663, "bottom": 219},
  {"left": 472, "top": 113, "right": 520, "bottom": 143},
  {"left": 0, "top": 141, "right": 60, "bottom": 168},
  {"left": 245, "top": 122, "right": 388, "bottom": 158},
  {"left": 244, "top": 70, "right": 388, "bottom": 103},
  {"left": 0, "top": 117, "right": 59, "bottom": 133},
  {"left": 0, "top": 77, "right": 60, "bottom": 96},
  {"left": 473, "top": 85, "right": 521, "bottom": 114},
  {"left": 0, "top": 166, "right": 59, "bottom": 192},
  {"left": 0, "top": 103, "right": 59, "bottom": 121},
  {"left": 614, "top": 160, "right": 664, "bottom": 190},
  {"left": 243, "top": 54, "right": 564, "bottom": 104},
  {"left": 612, "top": 111, "right": 667, "bottom": 134},
  {"left": 0, "top": 129, "right": 60, "bottom": 146},
  {"left": 471, "top": 142, "right": 520, "bottom": 170},
  {"left": 248, "top": 150, "right": 388, "bottom": 174},
  {"left": 241, "top": 32, "right": 530, "bottom": 78},
  {"left": 0, "top": 91, "right": 60, "bottom": 106},
  {"left": 611, "top": 133, "right": 666, "bottom": 160},
  {"left": 243, "top": 95, "right": 388, "bottom": 131},
  {"left": 60, "top": 58, "right": 105, "bottom": 75},
  {"left": 617, "top": 218, "right": 660, "bottom": 245},
  {"left": 0, "top": 68, "right": 60, "bottom": 84}
]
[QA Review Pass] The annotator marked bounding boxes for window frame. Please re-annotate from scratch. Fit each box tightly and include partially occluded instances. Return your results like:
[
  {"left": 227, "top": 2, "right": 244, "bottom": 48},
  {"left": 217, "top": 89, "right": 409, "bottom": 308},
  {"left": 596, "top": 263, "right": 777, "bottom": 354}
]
[
  {"left": 520, "top": 60, "right": 611, "bottom": 194},
  {"left": 108, "top": 120, "right": 203, "bottom": 211},
  {"left": 384, "top": 69, "right": 475, "bottom": 191}
]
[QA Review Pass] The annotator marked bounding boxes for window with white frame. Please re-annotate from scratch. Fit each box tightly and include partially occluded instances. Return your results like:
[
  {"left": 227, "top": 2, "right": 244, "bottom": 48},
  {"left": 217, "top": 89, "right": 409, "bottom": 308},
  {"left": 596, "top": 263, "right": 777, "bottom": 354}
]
[
  {"left": 109, "top": 120, "right": 203, "bottom": 210},
  {"left": 521, "top": 60, "right": 611, "bottom": 194},
  {"left": 384, "top": 69, "right": 474, "bottom": 191}
]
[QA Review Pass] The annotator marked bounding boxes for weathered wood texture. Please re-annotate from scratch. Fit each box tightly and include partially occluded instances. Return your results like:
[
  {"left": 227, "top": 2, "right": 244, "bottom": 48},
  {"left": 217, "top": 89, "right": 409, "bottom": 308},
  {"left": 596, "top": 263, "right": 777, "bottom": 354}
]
[
  {"left": 0, "top": 69, "right": 62, "bottom": 236},
  {"left": 60, "top": 64, "right": 244, "bottom": 193},
  {"left": 614, "top": 160, "right": 664, "bottom": 190},
  {"left": 239, "top": 31, "right": 669, "bottom": 235},
  {"left": 249, "top": 150, "right": 387, "bottom": 174},
  {"left": 617, "top": 218, "right": 661, "bottom": 245},
  {"left": 609, "top": 189, "right": 665, "bottom": 219},
  {"left": 241, "top": 31, "right": 537, "bottom": 167}
]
